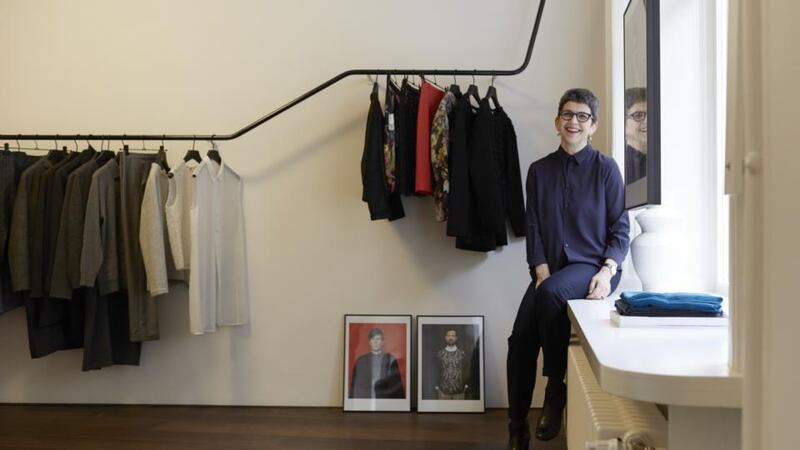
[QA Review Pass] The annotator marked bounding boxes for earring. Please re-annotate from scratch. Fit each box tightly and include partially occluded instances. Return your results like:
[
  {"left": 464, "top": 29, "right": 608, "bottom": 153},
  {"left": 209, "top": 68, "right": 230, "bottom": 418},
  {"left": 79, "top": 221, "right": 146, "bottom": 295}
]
[
  {"left": 588, "top": 134, "right": 593, "bottom": 143},
  {"left": 556, "top": 131, "right": 561, "bottom": 136}
]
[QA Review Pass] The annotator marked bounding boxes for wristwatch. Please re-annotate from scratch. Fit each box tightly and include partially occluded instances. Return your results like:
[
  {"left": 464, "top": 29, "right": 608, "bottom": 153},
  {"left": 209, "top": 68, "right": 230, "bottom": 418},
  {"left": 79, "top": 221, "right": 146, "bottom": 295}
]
[{"left": 603, "top": 260, "right": 618, "bottom": 277}]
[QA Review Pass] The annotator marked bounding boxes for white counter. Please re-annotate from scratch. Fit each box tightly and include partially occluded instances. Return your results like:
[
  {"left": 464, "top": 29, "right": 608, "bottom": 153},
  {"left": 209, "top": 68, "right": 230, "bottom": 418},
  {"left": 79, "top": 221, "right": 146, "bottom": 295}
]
[{"left": 567, "top": 299, "right": 741, "bottom": 408}]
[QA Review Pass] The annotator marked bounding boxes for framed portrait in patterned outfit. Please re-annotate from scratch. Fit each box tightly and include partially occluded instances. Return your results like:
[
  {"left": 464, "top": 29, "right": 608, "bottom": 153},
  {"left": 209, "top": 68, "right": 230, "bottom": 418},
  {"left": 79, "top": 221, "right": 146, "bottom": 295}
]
[{"left": 417, "top": 316, "right": 485, "bottom": 413}]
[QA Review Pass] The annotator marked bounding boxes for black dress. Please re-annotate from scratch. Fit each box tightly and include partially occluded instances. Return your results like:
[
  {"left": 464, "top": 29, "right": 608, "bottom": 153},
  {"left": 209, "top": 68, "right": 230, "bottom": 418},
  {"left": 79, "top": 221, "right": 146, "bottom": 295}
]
[
  {"left": 395, "top": 79, "right": 420, "bottom": 196},
  {"left": 447, "top": 93, "right": 477, "bottom": 239}
]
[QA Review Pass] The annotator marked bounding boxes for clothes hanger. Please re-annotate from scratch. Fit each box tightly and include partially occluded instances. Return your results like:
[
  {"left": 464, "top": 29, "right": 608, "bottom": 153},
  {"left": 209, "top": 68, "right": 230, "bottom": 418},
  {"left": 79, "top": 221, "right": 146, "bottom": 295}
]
[
  {"left": 74, "top": 138, "right": 93, "bottom": 158},
  {"left": 94, "top": 138, "right": 115, "bottom": 166},
  {"left": 371, "top": 78, "right": 379, "bottom": 95},
  {"left": 82, "top": 137, "right": 95, "bottom": 153},
  {"left": 53, "top": 135, "right": 68, "bottom": 155},
  {"left": 157, "top": 136, "right": 170, "bottom": 171},
  {"left": 206, "top": 137, "right": 221, "bottom": 165},
  {"left": 121, "top": 136, "right": 130, "bottom": 156},
  {"left": 384, "top": 75, "right": 395, "bottom": 101},
  {"left": 449, "top": 73, "right": 462, "bottom": 96},
  {"left": 388, "top": 73, "right": 399, "bottom": 88},
  {"left": 45, "top": 138, "right": 64, "bottom": 161},
  {"left": 485, "top": 75, "right": 501, "bottom": 109},
  {"left": 140, "top": 139, "right": 170, "bottom": 172},
  {"left": 428, "top": 74, "right": 445, "bottom": 91},
  {"left": 465, "top": 73, "right": 482, "bottom": 108},
  {"left": 183, "top": 136, "right": 202, "bottom": 163}
]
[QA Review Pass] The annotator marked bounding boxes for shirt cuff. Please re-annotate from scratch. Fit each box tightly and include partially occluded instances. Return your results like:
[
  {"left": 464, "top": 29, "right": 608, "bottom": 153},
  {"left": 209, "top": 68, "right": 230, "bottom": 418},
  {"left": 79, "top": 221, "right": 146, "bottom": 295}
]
[
  {"left": 527, "top": 255, "right": 548, "bottom": 267},
  {"left": 602, "top": 250, "right": 623, "bottom": 268}
]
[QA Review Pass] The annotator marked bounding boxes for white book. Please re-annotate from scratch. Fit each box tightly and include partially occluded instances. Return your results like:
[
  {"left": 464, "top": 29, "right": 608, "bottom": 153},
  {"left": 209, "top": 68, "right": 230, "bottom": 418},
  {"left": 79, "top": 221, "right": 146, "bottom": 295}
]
[{"left": 610, "top": 310, "right": 728, "bottom": 327}]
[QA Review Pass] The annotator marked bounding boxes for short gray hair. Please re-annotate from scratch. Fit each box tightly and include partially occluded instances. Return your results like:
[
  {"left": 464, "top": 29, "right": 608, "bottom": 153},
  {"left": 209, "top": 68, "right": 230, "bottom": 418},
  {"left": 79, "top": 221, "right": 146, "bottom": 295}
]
[{"left": 558, "top": 88, "right": 600, "bottom": 123}]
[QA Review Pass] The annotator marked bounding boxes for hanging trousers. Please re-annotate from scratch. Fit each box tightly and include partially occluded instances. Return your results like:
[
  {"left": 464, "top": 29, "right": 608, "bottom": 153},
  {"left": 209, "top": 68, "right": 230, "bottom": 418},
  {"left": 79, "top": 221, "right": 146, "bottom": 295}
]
[
  {"left": 507, "top": 262, "right": 621, "bottom": 421},
  {"left": 82, "top": 288, "right": 141, "bottom": 371},
  {"left": 120, "top": 153, "right": 162, "bottom": 342}
]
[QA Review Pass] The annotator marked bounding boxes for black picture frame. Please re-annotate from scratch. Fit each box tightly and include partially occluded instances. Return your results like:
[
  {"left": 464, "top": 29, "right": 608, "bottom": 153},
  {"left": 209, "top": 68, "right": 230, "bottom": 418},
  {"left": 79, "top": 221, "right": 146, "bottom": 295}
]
[
  {"left": 624, "top": 0, "right": 662, "bottom": 209},
  {"left": 416, "top": 315, "right": 486, "bottom": 413},
  {"left": 342, "top": 314, "right": 412, "bottom": 412}
]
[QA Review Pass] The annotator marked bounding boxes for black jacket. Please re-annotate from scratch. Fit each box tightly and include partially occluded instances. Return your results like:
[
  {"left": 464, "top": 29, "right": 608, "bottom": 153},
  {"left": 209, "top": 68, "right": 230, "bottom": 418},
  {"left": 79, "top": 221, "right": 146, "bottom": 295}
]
[
  {"left": 349, "top": 352, "right": 405, "bottom": 399},
  {"left": 450, "top": 97, "right": 525, "bottom": 251},
  {"left": 361, "top": 86, "right": 404, "bottom": 221}
]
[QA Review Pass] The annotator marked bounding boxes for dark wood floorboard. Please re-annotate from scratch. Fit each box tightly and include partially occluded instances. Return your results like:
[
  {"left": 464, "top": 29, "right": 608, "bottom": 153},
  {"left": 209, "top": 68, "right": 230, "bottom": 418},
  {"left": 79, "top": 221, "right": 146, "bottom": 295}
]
[{"left": 0, "top": 406, "right": 566, "bottom": 450}]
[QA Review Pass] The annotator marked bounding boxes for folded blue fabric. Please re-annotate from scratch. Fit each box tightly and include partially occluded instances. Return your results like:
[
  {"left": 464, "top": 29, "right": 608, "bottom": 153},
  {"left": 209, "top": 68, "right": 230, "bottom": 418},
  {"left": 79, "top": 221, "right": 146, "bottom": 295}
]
[
  {"left": 615, "top": 300, "right": 724, "bottom": 317},
  {"left": 619, "top": 291, "right": 723, "bottom": 313}
]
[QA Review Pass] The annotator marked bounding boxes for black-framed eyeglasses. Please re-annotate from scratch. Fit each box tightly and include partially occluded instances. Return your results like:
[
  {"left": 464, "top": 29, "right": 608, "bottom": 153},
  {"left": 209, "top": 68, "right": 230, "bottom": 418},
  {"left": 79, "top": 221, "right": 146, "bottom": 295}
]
[
  {"left": 558, "top": 110, "right": 593, "bottom": 123},
  {"left": 627, "top": 111, "right": 647, "bottom": 122}
]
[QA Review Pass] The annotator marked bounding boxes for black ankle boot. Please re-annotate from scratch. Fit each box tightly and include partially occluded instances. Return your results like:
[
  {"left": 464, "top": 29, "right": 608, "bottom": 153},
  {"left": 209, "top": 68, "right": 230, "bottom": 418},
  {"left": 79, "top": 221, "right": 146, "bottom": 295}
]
[
  {"left": 535, "top": 381, "right": 566, "bottom": 441},
  {"left": 508, "top": 419, "right": 531, "bottom": 450}
]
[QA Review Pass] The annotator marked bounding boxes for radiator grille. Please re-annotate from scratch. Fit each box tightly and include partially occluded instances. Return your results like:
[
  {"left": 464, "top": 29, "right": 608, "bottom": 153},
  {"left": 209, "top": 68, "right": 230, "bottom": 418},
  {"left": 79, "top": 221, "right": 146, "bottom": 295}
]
[{"left": 567, "top": 345, "right": 668, "bottom": 449}]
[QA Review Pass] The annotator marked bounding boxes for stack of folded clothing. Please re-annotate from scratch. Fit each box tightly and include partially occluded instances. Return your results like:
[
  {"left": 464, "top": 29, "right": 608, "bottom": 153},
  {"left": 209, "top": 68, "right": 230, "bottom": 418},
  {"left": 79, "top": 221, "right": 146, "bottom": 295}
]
[{"left": 615, "top": 292, "right": 724, "bottom": 317}]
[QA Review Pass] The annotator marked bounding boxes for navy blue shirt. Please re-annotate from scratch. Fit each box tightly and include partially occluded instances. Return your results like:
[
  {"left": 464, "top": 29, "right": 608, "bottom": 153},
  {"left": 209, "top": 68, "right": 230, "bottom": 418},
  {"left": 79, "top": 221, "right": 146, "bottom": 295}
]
[{"left": 525, "top": 145, "right": 630, "bottom": 270}]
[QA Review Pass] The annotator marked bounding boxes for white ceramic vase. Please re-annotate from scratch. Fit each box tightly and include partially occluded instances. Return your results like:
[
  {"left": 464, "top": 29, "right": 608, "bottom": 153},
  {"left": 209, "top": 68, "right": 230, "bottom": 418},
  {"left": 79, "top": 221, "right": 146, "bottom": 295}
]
[{"left": 630, "top": 207, "right": 682, "bottom": 292}]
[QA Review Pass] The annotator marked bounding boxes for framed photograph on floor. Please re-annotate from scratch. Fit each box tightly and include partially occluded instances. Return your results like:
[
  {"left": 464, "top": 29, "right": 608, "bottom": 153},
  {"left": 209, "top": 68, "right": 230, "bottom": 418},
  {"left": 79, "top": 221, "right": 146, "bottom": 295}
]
[
  {"left": 417, "top": 315, "right": 485, "bottom": 413},
  {"left": 343, "top": 314, "right": 412, "bottom": 412}
]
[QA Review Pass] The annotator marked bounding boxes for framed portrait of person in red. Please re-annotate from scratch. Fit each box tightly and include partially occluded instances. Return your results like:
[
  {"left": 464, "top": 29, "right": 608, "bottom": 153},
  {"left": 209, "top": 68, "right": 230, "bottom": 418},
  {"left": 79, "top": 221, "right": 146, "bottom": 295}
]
[{"left": 343, "top": 315, "right": 411, "bottom": 412}]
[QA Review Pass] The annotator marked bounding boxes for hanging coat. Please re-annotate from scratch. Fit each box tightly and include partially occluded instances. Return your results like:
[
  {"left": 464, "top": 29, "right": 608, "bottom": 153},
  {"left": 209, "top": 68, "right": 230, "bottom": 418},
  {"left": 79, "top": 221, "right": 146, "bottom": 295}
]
[
  {"left": 452, "top": 98, "right": 526, "bottom": 252},
  {"left": 395, "top": 79, "right": 420, "bottom": 196}
]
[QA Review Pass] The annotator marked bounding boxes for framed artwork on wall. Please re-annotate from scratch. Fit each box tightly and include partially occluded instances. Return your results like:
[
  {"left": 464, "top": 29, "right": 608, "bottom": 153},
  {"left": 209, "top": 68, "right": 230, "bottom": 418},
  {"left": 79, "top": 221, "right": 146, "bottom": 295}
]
[
  {"left": 342, "top": 314, "right": 412, "bottom": 412},
  {"left": 416, "top": 316, "right": 485, "bottom": 413},
  {"left": 624, "top": 0, "right": 662, "bottom": 209}
]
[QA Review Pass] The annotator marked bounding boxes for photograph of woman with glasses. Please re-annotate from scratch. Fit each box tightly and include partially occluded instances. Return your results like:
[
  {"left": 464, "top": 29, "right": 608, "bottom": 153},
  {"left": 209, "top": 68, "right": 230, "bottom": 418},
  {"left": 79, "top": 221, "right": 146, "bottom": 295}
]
[
  {"left": 624, "top": 87, "right": 648, "bottom": 184},
  {"left": 506, "top": 88, "right": 630, "bottom": 449}
]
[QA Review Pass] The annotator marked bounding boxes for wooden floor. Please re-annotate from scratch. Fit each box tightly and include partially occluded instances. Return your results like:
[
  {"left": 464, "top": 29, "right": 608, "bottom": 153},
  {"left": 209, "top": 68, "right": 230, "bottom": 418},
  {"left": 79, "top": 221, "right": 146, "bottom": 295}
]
[{"left": 0, "top": 405, "right": 566, "bottom": 450}]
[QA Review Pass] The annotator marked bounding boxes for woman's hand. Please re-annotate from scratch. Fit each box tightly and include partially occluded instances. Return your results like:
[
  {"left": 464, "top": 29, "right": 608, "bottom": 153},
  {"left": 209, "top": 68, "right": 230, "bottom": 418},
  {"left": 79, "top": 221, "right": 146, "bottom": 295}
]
[
  {"left": 586, "top": 267, "right": 612, "bottom": 299},
  {"left": 532, "top": 264, "right": 551, "bottom": 289}
]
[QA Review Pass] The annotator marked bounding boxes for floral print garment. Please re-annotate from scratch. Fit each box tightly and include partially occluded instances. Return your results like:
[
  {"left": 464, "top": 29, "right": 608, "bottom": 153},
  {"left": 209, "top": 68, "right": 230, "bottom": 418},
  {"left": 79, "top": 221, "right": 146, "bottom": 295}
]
[
  {"left": 383, "top": 78, "right": 400, "bottom": 192},
  {"left": 437, "top": 347, "right": 467, "bottom": 395},
  {"left": 430, "top": 91, "right": 458, "bottom": 222}
]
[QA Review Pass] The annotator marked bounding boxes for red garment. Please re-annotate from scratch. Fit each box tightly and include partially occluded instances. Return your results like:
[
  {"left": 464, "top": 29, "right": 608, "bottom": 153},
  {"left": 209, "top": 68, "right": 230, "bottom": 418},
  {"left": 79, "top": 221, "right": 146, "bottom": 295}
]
[{"left": 414, "top": 81, "right": 445, "bottom": 195}]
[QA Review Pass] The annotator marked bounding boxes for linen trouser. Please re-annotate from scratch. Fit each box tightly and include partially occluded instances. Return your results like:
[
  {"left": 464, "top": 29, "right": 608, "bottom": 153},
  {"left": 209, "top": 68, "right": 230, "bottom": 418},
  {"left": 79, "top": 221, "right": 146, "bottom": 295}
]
[
  {"left": 82, "top": 287, "right": 141, "bottom": 371},
  {"left": 507, "top": 262, "right": 621, "bottom": 421},
  {"left": 120, "top": 153, "right": 162, "bottom": 342}
]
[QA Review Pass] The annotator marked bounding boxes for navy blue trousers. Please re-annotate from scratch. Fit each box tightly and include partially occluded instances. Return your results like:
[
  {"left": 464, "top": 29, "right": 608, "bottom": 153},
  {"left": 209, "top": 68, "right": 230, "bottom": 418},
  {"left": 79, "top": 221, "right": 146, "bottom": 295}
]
[{"left": 507, "top": 263, "right": 620, "bottom": 420}]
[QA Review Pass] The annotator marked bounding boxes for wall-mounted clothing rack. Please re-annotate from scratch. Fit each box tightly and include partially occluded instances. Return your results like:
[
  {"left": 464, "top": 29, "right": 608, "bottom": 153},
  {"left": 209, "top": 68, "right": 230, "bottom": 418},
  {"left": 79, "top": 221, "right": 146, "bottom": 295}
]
[{"left": 0, "top": 1, "right": 545, "bottom": 143}]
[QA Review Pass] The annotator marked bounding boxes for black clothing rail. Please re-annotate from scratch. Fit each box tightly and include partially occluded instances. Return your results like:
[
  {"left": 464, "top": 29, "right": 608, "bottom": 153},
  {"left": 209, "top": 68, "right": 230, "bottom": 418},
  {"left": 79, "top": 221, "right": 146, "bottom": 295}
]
[{"left": 0, "top": 1, "right": 545, "bottom": 143}]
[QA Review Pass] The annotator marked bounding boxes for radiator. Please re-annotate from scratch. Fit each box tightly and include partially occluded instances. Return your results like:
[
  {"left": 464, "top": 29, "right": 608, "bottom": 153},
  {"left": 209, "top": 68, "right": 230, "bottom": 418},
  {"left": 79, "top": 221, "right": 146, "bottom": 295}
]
[{"left": 567, "top": 345, "right": 668, "bottom": 450}]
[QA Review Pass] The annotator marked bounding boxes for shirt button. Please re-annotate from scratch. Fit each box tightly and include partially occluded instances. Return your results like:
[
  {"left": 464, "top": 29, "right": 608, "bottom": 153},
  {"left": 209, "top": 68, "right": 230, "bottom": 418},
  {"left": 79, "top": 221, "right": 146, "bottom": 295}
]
[{"left": 565, "top": 243, "right": 569, "bottom": 248}]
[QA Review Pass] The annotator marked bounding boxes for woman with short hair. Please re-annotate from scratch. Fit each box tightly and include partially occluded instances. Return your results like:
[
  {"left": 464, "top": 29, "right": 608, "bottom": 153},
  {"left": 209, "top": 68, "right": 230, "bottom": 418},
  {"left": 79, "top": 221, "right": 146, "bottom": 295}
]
[{"left": 507, "top": 88, "right": 630, "bottom": 449}]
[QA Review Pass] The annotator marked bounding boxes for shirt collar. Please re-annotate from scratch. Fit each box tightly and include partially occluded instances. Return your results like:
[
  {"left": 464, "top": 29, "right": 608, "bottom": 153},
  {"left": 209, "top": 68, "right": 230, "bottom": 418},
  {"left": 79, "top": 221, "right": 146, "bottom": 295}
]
[{"left": 557, "top": 144, "right": 593, "bottom": 165}]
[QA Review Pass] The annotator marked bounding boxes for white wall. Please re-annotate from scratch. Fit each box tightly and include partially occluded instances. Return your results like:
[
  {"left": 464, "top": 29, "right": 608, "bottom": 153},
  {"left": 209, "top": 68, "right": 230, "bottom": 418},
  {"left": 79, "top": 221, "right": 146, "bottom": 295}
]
[
  {"left": 0, "top": 0, "right": 607, "bottom": 407},
  {"left": 749, "top": 0, "right": 800, "bottom": 447}
]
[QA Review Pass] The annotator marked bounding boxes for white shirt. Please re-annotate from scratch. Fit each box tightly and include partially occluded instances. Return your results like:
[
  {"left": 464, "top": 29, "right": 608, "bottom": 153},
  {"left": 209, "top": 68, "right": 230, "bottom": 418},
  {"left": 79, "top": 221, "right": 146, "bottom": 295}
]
[
  {"left": 165, "top": 160, "right": 195, "bottom": 271},
  {"left": 188, "top": 157, "right": 250, "bottom": 334},
  {"left": 140, "top": 163, "right": 185, "bottom": 297}
]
